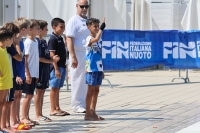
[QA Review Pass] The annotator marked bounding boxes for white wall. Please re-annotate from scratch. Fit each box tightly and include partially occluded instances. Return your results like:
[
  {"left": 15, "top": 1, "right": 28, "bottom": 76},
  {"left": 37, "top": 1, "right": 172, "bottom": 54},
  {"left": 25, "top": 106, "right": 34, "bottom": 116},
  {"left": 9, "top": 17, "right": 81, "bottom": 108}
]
[
  {"left": 0, "top": 0, "right": 3, "bottom": 26},
  {"left": 151, "top": 0, "right": 189, "bottom": 30},
  {"left": 32, "top": 0, "right": 77, "bottom": 33},
  {"left": 90, "top": 0, "right": 127, "bottom": 30}
]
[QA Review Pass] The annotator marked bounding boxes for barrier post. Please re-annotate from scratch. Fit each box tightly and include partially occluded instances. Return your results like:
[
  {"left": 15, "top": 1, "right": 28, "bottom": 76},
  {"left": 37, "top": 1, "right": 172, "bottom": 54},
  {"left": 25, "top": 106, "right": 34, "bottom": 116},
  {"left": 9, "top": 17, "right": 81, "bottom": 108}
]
[{"left": 172, "top": 69, "right": 190, "bottom": 83}]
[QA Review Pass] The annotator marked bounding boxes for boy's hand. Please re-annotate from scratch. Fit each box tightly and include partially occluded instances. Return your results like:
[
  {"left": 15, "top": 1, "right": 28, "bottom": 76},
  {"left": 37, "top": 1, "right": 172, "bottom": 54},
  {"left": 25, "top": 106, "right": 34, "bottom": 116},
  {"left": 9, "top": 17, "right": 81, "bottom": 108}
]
[
  {"left": 36, "top": 78, "right": 39, "bottom": 83},
  {"left": 102, "top": 17, "right": 105, "bottom": 23},
  {"left": 71, "top": 57, "right": 78, "bottom": 68},
  {"left": 100, "top": 20, "right": 106, "bottom": 31},
  {"left": 53, "top": 55, "right": 60, "bottom": 63},
  {"left": 26, "top": 75, "right": 32, "bottom": 84},
  {"left": 16, "top": 76, "right": 23, "bottom": 85},
  {"left": 13, "top": 34, "right": 20, "bottom": 46},
  {"left": 0, "top": 70, "right": 3, "bottom": 77},
  {"left": 55, "top": 69, "right": 61, "bottom": 79}
]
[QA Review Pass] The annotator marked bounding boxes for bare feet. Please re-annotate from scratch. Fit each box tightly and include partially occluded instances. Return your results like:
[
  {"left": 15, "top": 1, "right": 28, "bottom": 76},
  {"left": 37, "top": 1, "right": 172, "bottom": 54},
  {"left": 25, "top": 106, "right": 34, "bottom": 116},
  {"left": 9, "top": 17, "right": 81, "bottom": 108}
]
[
  {"left": 84, "top": 114, "right": 100, "bottom": 121},
  {"left": 56, "top": 108, "right": 70, "bottom": 115},
  {"left": 21, "top": 118, "right": 35, "bottom": 126},
  {"left": 90, "top": 109, "right": 105, "bottom": 120},
  {"left": 29, "top": 119, "right": 40, "bottom": 125},
  {"left": 34, "top": 116, "right": 52, "bottom": 122}
]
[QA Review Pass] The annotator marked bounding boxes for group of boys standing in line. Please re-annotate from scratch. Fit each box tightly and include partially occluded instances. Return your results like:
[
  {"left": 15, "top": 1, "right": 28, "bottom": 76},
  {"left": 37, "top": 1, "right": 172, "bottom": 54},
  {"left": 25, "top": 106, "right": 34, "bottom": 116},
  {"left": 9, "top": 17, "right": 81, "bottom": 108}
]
[{"left": 0, "top": 0, "right": 106, "bottom": 132}]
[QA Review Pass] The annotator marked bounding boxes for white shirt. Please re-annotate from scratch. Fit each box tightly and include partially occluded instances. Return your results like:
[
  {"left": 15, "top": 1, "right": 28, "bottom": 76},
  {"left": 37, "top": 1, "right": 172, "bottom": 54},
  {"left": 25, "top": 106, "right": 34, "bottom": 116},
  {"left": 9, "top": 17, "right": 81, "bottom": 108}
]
[
  {"left": 65, "top": 14, "right": 90, "bottom": 51},
  {"left": 24, "top": 38, "right": 39, "bottom": 78}
]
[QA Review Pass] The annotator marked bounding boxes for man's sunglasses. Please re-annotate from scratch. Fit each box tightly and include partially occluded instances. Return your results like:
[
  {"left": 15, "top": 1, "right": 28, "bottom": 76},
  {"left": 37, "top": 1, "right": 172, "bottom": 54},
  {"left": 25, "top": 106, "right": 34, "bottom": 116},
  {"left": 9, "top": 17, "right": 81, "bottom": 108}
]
[{"left": 79, "top": 5, "right": 89, "bottom": 9}]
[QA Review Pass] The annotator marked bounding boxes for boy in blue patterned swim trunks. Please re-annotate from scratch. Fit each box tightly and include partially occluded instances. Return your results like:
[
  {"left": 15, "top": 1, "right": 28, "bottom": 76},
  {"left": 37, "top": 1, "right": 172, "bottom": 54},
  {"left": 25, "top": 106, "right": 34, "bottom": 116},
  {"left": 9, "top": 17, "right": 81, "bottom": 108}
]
[{"left": 84, "top": 18, "right": 106, "bottom": 121}]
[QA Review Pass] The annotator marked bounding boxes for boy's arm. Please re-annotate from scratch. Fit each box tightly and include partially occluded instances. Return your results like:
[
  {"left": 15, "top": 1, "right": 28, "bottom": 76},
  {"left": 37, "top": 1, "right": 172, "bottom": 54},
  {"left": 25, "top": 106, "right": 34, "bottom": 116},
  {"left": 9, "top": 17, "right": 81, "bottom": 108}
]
[
  {"left": 24, "top": 55, "right": 32, "bottom": 84},
  {"left": 7, "top": 45, "right": 22, "bottom": 61},
  {"left": 39, "top": 55, "right": 60, "bottom": 64},
  {"left": 88, "top": 30, "right": 103, "bottom": 46},
  {"left": 66, "top": 37, "right": 78, "bottom": 68},
  {"left": 38, "top": 40, "right": 60, "bottom": 64},
  {"left": 50, "top": 51, "right": 61, "bottom": 79},
  {"left": 88, "top": 18, "right": 106, "bottom": 46},
  {"left": 14, "top": 38, "right": 22, "bottom": 57},
  {"left": 12, "top": 54, "right": 22, "bottom": 61}
]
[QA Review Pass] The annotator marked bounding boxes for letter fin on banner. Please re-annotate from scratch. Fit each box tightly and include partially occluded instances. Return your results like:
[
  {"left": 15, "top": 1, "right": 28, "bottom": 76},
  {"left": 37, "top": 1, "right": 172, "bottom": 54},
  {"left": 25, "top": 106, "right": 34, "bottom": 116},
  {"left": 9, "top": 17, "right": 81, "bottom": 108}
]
[
  {"left": 197, "top": 41, "right": 200, "bottom": 57},
  {"left": 112, "top": 41, "right": 116, "bottom": 58},
  {"left": 173, "top": 42, "right": 179, "bottom": 59},
  {"left": 102, "top": 41, "right": 111, "bottom": 59},
  {"left": 163, "top": 42, "right": 173, "bottom": 59},
  {"left": 117, "top": 41, "right": 129, "bottom": 58},
  {"left": 180, "top": 42, "right": 196, "bottom": 58}
]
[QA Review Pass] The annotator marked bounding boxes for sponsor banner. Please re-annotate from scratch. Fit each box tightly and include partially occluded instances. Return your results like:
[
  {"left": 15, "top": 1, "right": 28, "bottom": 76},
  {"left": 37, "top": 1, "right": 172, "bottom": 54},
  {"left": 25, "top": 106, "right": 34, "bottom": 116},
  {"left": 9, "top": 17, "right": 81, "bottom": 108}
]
[{"left": 102, "top": 30, "right": 200, "bottom": 70}]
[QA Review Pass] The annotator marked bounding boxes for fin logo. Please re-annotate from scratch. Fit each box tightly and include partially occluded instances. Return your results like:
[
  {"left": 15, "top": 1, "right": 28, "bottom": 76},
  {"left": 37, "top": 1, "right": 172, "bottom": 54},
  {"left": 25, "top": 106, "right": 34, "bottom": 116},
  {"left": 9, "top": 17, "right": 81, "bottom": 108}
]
[
  {"left": 102, "top": 41, "right": 152, "bottom": 59},
  {"left": 163, "top": 42, "right": 197, "bottom": 59},
  {"left": 102, "top": 41, "right": 129, "bottom": 59}
]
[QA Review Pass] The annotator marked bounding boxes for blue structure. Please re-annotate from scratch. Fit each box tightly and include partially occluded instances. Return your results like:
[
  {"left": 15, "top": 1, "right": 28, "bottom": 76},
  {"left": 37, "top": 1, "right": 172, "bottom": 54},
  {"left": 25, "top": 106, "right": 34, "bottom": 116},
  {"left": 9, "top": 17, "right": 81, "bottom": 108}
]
[{"left": 102, "top": 30, "right": 200, "bottom": 71}]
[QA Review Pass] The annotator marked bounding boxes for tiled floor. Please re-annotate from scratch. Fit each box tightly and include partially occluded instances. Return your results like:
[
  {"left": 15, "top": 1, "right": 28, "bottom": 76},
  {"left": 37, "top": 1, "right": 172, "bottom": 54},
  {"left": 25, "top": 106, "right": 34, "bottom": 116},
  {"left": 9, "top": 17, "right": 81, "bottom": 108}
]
[{"left": 20, "top": 70, "right": 200, "bottom": 133}]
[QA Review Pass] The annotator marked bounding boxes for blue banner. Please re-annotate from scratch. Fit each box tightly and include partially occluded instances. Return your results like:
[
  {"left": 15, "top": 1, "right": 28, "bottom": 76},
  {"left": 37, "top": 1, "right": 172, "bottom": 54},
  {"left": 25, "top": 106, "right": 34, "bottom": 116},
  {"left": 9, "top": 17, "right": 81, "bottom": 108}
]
[{"left": 102, "top": 30, "right": 200, "bottom": 71}]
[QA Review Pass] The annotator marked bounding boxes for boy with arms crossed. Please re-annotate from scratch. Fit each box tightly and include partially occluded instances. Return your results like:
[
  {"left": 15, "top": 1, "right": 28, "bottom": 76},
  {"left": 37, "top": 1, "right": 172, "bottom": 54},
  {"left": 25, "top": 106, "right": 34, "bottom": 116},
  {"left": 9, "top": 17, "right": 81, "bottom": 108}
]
[
  {"left": 34, "top": 20, "right": 59, "bottom": 122},
  {"left": 21, "top": 19, "right": 40, "bottom": 126},
  {"left": 48, "top": 18, "right": 69, "bottom": 116},
  {"left": 84, "top": 18, "right": 106, "bottom": 121},
  {"left": 0, "top": 28, "right": 14, "bottom": 133}
]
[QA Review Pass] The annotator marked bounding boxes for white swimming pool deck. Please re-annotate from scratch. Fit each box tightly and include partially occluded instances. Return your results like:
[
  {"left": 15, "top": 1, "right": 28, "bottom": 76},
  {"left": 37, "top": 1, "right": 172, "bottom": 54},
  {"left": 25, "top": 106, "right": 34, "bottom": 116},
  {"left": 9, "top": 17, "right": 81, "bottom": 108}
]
[{"left": 20, "top": 70, "right": 200, "bottom": 133}]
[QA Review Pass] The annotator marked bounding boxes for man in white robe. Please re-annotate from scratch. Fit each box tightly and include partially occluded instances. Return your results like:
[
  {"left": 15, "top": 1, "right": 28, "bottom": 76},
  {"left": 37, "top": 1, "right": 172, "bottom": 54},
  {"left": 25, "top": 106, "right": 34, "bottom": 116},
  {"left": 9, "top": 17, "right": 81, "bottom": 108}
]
[{"left": 66, "top": 0, "right": 90, "bottom": 113}]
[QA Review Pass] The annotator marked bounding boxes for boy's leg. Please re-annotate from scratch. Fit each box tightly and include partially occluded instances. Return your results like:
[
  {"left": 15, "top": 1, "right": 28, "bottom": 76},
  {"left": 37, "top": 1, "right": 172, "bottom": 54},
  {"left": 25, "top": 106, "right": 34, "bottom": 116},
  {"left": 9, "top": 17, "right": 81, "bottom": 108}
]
[
  {"left": 55, "top": 88, "right": 59, "bottom": 109},
  {"left": 1, "top": 102, "right": 16, "bottom": 133},
  {"left": 41, "top": 91, "right": 45, "bottom": 115},
  {"left": 57, "top": 68, "right": 70, "bottom": 115},
  {"left": 90, "top": 86, "right": 100, "bottom": 113},
  {"left": 49, "top": 69, "right": 62, "bottom": 115},
  {"left": 14, "top": 90, "right": 22, "bottom": 123},
  {"left": 85, "top": 85, "right": 99, "bottom": 120},
  {"left": 21, "top": 78, "right": 36, "bottom": 124},
  {"left": 1, "top": 90, "right": 17, "bottom": 133},
  {"left": 55, "top": 88, "right": 61, "bottom": 111},
  {"left": 10, "top": 79, "right": 19, "bottom": 126},
  {"left": 90, "top": 86, "right": 104, "bottom": 120},
  {"left": 50, "top": 88, "right": 58, "bottom": 114},
  {"left": 86, "top": 72, "right": 104, "bottom": 120},
  {"left": 5, "top": 102, "right": 12, "bottom": 127},
  {"left": 14, "top": 82, "right": 24, "bottom": 123},
  {"left": 10, "top": 99, "right": 17, "bottom": 125},
  {"left": 50, "top": 68, "right": 69, "bottom": 115},
  {"left": 21, "top": 94, "right": 33, "bottom": 123},
  {"left": 0, "top": 90, "right": 8, "bottom": 131},
  {"left": 34, "top": 88, "right": 45, "bottom": 119},
  {"left": 0, "top": 90, "right": 9, "bottom": 130}
]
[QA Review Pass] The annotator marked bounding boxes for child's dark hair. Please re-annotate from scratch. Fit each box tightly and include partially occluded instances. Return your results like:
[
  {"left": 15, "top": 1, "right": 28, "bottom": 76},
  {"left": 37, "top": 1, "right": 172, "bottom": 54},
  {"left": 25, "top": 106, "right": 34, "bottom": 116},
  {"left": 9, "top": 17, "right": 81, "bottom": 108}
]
[
  {"left": 2, "top": 22, "right": 19, "bottom": 34},
  {"left": 37, "top": 20, "right": 48, "bottom": 30},
  {"left": 0, "top": 28, "right": 14, "bottom": 42},
  {"left": 51, "top": 18, "right": 65, "bottom": 27},
  {"left": 30, "top": 19, "right": 40, "bottom": 28},
  {"left": 86, "top": 18, "right": 100, "bottom": 26}
]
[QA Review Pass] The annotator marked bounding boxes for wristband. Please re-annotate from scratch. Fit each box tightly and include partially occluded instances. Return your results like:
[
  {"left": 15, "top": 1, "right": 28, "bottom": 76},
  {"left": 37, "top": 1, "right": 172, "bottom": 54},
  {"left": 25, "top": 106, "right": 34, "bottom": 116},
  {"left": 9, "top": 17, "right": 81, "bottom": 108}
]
[{"left": 100, "top": 23, "right": 106, "bottom": 31}]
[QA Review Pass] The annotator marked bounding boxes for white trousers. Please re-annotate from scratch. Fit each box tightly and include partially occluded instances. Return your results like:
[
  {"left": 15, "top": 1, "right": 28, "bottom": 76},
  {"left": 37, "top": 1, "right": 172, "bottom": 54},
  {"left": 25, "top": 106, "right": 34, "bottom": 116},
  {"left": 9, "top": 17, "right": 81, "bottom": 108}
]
[{"left": 69, "top": 50, "right": 87, "bottom": 110}]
